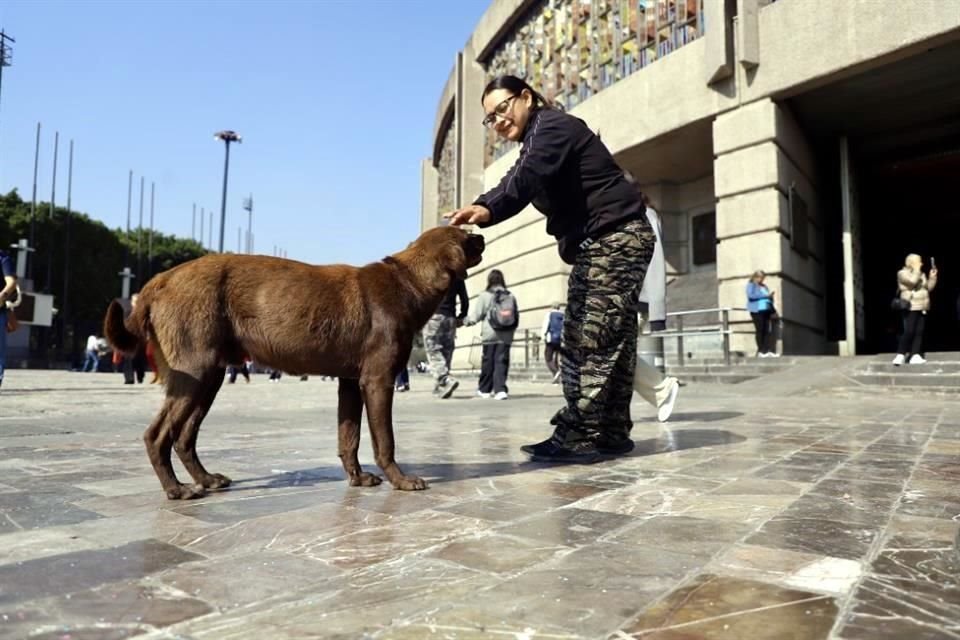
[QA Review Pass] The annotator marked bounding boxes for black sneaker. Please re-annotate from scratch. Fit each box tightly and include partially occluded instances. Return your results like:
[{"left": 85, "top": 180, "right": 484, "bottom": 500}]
[
  {"left": 521, "top": 436, "right": 611, "bottom": 463},
  {"left": 437, "top": 377, "right": 459, "bottom": 399}
]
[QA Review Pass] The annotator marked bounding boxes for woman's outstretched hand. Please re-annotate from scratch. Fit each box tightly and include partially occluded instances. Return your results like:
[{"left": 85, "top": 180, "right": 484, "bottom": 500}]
[{"left": 443, "top": 204, "right": 491, "bottom": 226}]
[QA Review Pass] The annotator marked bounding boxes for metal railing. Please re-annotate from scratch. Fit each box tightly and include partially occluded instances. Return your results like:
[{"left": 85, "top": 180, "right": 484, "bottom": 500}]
[
  {"left": 660, "top": 307, "right": 736, "bottom": 367},
  {"left": 460, "top": 307, "right": 750, "bottom": 372},
  {"left": 467, "top": 329, "right": 542, "bottom": 370}
]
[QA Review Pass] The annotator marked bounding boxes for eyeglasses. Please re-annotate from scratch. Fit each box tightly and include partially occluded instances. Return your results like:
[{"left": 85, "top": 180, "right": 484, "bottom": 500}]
[{"left": 482, "top": 95, "right": 519, "bottom": 128}]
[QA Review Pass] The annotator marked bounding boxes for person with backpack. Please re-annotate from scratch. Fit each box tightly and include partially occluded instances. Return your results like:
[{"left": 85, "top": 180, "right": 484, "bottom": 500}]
[
  {"left": 540, "top": 303, "right": 564, "bottom": 383},
  {"left": 463, "top": 269, "right": 517, "bottom": 400},
  {"left": 445, "top": 75, "right": 655, "bottom": 460}
]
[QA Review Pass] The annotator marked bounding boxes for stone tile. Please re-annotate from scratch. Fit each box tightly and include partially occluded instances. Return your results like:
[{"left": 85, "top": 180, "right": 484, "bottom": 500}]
[
  {"left": 427, "top": 533, "right": 567, "bottom": 574},
  {"left": 157, "top": 550, "right": 343, "bottom": 609},
  {"left": 777, "top": 493, "right": 890, "bottom": 527},
  {"left": 887, "top": 514, "right": 959, "bottom": 543},
  {"left": 710, "top": 477, "right": 809, "bottom": 496},
  {"left": 0, "top": 540, "right": 204, "bottom": 605},
  {"left": 422, "top": 543, "right": 703, "bottom": 638},
  {"left": 496, "top": 507, "right": 638, "bottom": 546},
  {"left": 706, "top": 544, "right": 825, "bottom": 584},
  {"left": 610, "top": 515, "right": 753, "bottom": 557},
  {"left": 746, "top": 517, "right": 880, "bottom": 561},
  {"left": 620, "top": 574, "right": 838, "bottom": 638},
  {"left": 835, "top": 536, "right": 960, "bottom": 639},
  {"left": 0, "top": 492, "right": 103, "bottom": 532},
  {"left": 752, "top": 464, "right": 831, "bottom": 483}
]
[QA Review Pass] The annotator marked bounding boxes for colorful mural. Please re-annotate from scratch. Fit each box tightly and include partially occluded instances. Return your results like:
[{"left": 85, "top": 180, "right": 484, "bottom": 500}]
[{"left": 483, "top": 0, "right": 703, "bottom": 165}]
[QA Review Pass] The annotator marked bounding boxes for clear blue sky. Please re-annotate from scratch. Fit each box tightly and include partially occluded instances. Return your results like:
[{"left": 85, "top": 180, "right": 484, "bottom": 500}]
[{"left": 0, "top": 0, "right": 489, "bottom": 264}]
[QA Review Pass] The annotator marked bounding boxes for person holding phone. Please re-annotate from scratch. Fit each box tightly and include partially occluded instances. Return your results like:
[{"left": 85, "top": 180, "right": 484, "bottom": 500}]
[
  {"left": 746, "top": 270, "right": 778, "bottom": 358},
  {"left": 893, "top": 253, "right": 937, "bottom": 365}
]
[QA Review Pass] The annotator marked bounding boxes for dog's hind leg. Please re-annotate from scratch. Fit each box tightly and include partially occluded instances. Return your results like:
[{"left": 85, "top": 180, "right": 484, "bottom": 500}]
[
  {"left": 338, "top": 378, "right": 382, "bottom": 487},
  {"left": 361, "top": 376, "right": 427, "bottom": 491},
  {"left": 173, "top": 368, "right": 231, "bottom": 491},
  {"left": 144, "top": 394, "right": 206, "bottom": 500}
]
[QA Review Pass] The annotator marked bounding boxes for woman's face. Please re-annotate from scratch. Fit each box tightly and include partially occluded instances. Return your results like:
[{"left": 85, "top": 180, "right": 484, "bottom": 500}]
[
  {"left": 754, "top": 273, "right": 765, "bottom": 285},
  {"left": 482, "top": 88, "right": 533, "bottom": 142},
  {"left": 906, "top": 255, "right": 922, "bottom": 270}
]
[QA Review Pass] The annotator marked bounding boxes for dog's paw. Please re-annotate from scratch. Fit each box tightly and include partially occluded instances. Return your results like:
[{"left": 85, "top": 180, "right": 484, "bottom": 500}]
[
  {"left": 350, "top": 472, "right": 383, "bottom": 487},
  {"left": 166, "top": 483, "right": 206, "bottom": 500},
  {"left": 392, "top": 475, "right": 428, "bottom": 491},
  {"left": 202, "top": 473, "right": 232, "bottom": 490}
]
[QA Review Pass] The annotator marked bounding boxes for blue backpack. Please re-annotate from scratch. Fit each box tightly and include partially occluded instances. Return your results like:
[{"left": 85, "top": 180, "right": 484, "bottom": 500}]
[{"left": 546, "top": 311, "right": 563, "bottom": 344}]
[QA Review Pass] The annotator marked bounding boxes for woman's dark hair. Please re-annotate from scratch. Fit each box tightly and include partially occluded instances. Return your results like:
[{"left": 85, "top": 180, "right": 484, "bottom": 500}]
[
  {"left": 482, "top": 75, "right": 556, "bottom": 110},
  {"left": 486, "top": 269, "right": 506, "bottom": 291}
]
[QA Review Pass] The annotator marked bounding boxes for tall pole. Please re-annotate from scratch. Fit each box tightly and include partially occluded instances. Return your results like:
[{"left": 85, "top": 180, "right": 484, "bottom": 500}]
[
  {"left": 148, "top": 181, "right": 155, "bottom": 279},
  {"left": 243, "top": 194, "right": 253, "bottom": 253},
  {"left": 0, "top": 31, "right": 15, "bottom": 155},
  {"left": 46, "top": 131, "right": 59, "bottom": 292},
  {"left": 208, "top": 210, "right": 213, "bottom": 249},
  {"left": 28, "top": 122, "right": 40, "bottom": 279},
  {"left": 62, "top": 139, "right": 74, "bottom": 354},
  {"left": 125, "top": 169, "right": 132, "bottom": 272},
  {"left": 237, "top": 226, "right": 241, "bottom": 253},
  {"left": 192, "top": 203, "right": 196, "bottom": 242},
  {"left": 218, "top": 140, "right": 231, "bottom": 253},
  {"left": 214, "top": 130, "right": 241, "bottom": 253},
  {"left": 200, "top": 206, "right": 205, "bottom": 248},
  {"left": 137, "top": 175, "right": 144, "bottom": 287}
]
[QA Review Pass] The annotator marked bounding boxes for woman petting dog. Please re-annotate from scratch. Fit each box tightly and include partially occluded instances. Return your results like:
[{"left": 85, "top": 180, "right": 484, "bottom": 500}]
[{"left": 445, "top": 75, "right": 655, "bottom": 463}]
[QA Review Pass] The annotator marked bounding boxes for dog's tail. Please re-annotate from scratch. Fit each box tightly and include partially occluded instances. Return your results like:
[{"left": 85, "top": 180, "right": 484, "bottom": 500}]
[
  {"left": 104, "top": 296, "right": 172, "bottom": 386},
  {"left": 104, "top": 299, "right": 142, "bottom": 354}
]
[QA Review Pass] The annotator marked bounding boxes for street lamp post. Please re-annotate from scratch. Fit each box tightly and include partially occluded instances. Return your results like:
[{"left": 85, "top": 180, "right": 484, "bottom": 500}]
[{"left": 214, "top": 130, "right": 241, "bottom": 253}]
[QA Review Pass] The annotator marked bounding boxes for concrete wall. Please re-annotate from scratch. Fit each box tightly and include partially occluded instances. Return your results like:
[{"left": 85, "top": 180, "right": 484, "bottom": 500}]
[{"left": 420, "top": 159, "right": 438, "bottom": 233}]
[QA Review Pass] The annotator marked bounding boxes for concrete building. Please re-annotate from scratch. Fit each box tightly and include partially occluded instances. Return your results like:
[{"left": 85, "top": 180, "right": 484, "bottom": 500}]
[{"left": 422, "top": 0, "right": 960, "bottom": 370}]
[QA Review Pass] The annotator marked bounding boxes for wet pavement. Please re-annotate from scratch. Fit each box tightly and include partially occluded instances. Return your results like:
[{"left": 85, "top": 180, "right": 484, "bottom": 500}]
[{"left": 0, "top": 369, "right": 958, "bottom": 639}]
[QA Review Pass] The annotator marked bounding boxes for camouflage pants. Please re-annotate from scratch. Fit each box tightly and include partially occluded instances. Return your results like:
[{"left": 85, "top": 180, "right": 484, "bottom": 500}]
[
  {"left": 423, "top": 314, "right": 456, "bottom": 386},
  {"left": 553, "top": 218, "right": 656, "bottom": 439}
]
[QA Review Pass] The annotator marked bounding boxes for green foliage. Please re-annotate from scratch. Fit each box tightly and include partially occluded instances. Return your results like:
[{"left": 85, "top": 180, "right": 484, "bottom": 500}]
[{"left": 0, "top": 189, "right": 207, "bottom": 359}]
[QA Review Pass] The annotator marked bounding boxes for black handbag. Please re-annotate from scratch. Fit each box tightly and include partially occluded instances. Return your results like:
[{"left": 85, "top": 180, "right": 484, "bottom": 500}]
[{"left": 891, "top": 288, "right": 910, "bottom": 312}]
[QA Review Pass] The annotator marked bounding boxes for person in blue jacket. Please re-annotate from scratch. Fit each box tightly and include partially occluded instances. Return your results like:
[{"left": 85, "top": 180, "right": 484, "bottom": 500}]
[{"left": 746, "top": 270, "right": 778, "bottom": 357}]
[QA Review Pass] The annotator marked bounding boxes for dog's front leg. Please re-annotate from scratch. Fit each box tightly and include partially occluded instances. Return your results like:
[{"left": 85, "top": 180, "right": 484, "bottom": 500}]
[
  {"left": 338, "top": 378, "right": 382, "bottom": 487},
  {"left": 361, "top": 380, "right": 427, "bottom": 491}
]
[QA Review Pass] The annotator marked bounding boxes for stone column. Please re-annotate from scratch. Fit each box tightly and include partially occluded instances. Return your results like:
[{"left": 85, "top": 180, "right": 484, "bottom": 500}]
[{"left": 713, "top": 98, "right": 826, "bottom": 355}]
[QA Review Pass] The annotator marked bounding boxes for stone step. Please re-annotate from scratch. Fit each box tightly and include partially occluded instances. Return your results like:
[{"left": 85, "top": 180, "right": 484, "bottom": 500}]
[
  {"left": 864, "top": 362, "right": 960, "bottom": 374},
  {"left": 671, "top": 372, "right": 760, "bottom": 385},
  {"left": 850, "top": 372, "right": 960, "bottom": 388},
  {"left": 666, "top": 364, "right": 793, "bottom": 376}
]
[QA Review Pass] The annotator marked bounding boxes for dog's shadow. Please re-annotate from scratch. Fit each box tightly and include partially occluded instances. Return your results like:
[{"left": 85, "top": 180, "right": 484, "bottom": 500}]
[{"left": 230, "top": 428, "right": 746, "bottom": 490}]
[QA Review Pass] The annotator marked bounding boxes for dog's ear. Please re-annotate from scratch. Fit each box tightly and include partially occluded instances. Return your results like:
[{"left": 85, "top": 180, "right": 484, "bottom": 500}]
[{"left": 443, "top": 238, "right": 468, "bottom": 280}]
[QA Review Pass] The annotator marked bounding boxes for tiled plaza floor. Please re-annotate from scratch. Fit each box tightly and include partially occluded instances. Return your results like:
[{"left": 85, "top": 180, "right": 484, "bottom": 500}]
[{"left": 0, "top": 369, "right": 958, "bottom": 639}]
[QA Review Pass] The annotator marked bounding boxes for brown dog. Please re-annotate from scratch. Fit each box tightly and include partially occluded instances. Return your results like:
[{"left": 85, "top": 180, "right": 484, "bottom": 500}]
[{"left": 104, "top": 226, "right": 485, "bottom": 500}]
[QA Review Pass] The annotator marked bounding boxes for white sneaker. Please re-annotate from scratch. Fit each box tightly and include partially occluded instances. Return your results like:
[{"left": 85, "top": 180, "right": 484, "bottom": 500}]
[
  {"left": 494, "top": 391, "right": 508, "bottom": 400},
  {"left": 908, "top": 354, "right": 927, "bottom": 365},
  {"left": 768, "top": 352, "right": 781, "bottom": 358},
  {"left": 892, "top": 354, "right": 905, "bottom": 366},
  {"left": 657, "top": 377, "right": 680, "bottom": 423},
  {"left": 757, "top": 352, "right": 769, "bottom": 358},
  {"left": 477, "top": 391, "right": 491, "bottom": 398}
]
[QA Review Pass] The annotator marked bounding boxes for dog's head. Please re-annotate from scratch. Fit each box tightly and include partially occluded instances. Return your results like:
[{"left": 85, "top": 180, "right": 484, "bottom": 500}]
[{"left": 414, "top": 226, "right": 485, "bottom": 280}]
